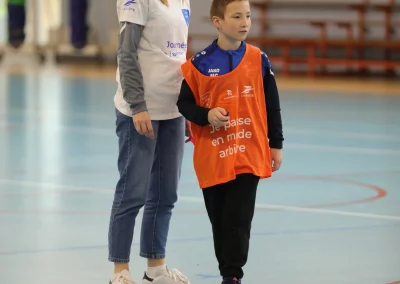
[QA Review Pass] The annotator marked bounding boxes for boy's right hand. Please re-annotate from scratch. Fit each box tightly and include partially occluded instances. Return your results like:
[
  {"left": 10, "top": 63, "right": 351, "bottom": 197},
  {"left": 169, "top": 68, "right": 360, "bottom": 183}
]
[
  {"left": 208, "top": 107, "right": 229, "bottom": 127},
  {"left": 132, "top": 111, "right": 154, "bottom": 140}
]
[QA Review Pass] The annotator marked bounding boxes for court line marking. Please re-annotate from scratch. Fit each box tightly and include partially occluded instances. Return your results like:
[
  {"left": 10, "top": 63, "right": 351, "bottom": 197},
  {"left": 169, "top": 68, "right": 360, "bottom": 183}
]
[
  {"left": 284, "top": 143, "right": 400, "bottom": 155},
  {"left": 0, "top": 209, "right": 205, "bottom": 215},
  {"left": 0, "top": 175, "right": 387, "bottom": 209},
  {"left": 179, "top": 196, "right": 400, "bottom": 221},
  {"left": 283, "top": 127, "right": 400, "bottom": 142},
  {"left": 4, "top": 68, "right": 400, "bottom": 95},
  {"left": 2, "top": 123, "right": 400, "bottom": 156},
  {"left": 259, "top": 175, "right": 387, "bottom": 208},
  {"left": 178, "top": 175, "right": 389, "bottom": 209},
  {"left": 1, "top": 125, "right": 400, "bottom": 155},
  {"left": 2, "top": 119, "right": 400, "bottom": 142},
  {"left": 5, "top": 108, "right": 400, "bottom": 118},
  {"left": 0, "top": 222, "right": 399, "bottom": 256},
  {"left": 0, "top": 179, "right": 399, "bottom": 221}
]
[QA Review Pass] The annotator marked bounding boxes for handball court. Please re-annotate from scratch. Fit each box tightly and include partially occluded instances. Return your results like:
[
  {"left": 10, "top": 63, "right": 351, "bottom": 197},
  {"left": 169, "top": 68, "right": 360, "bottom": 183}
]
[{"left": 0, "top": 64, "right": 399, "bottom": 284}]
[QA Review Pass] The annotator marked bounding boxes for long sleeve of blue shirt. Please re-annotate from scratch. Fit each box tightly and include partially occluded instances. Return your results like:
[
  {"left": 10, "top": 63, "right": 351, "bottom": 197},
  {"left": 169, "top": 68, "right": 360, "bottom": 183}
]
[{"left": 177, "top": 40, "right": 284, "bottom": 149}]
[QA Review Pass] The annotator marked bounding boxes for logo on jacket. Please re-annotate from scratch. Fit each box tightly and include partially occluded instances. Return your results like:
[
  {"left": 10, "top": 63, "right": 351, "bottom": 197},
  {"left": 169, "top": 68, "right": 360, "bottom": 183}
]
[
  {"left": 122, "top": 0, "right": 136, "bottom": 11},
  {"left": 124, "top": 0, "right": 136, "bottom": 6},
  {"left": 208, "top": 68, "right": 220, "bottom": 76},
  {"left": 241, "top": 86, "right": 254, "bottom": 97},
  {"left": 224, "top": 89, "right": 238, "bottom": 100},
  {"left": 241, "top": 86, "right": 253, "bottom": 94},
  {"left": 182, "top": 9, "right": 190, "bottom": 26},
  {"left": 200, "top": 91, "right": 211, "bottom": 108}
]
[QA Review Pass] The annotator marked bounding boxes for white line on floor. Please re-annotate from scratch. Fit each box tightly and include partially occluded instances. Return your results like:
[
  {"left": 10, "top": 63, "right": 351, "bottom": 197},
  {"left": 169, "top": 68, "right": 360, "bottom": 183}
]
[
  {"left": 284, "top": 127, "right": 400, "bottom": 142},
  {"left": 1, "top": 179, "right": 399, "bottom": 221},
  {"left": 284, "top": 143, "right": 400, "bottom": 155},
  {"left": 178, "top": 196, "right": 400, "bottom": 221}
]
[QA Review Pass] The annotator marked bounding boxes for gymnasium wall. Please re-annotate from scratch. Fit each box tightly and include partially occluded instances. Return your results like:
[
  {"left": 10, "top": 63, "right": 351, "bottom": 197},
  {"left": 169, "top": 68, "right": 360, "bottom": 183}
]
[
  {"left": 59, "top": 0, "right": 399, "bottom": 56},
  {"left": 2, "top": 0, "right": 397, "bottom": 68},
  {"left": 1, "top": 0, "right": 399, "bottom": 48},
  {"left": 189, "top": 0, "right": 400, "bottom": 51}
]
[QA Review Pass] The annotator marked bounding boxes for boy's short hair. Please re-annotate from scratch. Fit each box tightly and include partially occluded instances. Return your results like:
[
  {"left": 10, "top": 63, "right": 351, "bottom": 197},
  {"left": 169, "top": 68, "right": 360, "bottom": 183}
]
[{"left": 210, "top": 0, "right": 248, "bottom": 20}]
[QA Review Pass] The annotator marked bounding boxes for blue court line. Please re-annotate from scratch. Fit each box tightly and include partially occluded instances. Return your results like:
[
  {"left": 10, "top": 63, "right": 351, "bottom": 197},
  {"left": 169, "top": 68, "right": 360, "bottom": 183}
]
[
  {"left": 197, "top": 273, "right": 220, "bottom": 279},
  {"left": 1, "top": 222, "right": 400, "bottom": 256}
]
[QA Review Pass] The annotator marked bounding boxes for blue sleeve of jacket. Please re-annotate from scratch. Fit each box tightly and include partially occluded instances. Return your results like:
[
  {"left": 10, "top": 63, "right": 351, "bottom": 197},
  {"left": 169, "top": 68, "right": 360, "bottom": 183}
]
[
  {"left": 261, "top": 51, "right": 273, "bottom": 77},
  {"left": 261, "top": 51, "right": 284, "bottom": 149}
]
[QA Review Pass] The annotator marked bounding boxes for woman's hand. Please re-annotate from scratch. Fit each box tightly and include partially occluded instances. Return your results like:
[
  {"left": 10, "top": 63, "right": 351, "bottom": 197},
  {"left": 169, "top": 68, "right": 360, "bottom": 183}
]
[{"left": 132, "top": 111, "right": 154, "bottom": 140}]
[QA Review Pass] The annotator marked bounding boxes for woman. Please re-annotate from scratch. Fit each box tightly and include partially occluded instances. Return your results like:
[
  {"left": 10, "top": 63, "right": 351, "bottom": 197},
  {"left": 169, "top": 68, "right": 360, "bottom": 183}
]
[{"left": 109, "top": 0, "right": 191, "bottom": 283}]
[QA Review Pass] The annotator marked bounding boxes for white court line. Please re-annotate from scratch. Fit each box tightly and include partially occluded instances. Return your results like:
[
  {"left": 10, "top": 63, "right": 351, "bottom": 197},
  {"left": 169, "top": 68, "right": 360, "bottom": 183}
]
[
  {"left": 179, "top": 196, "right": 400, "bottom": 221},
  {"left": 284, "top": 143, "right": 400, "bottom": 155},
  {"left": 0, "top": 179, "right": 111, "bottom": 193},
  {"left": 1, "top": 122, "right": 400, "bottom": 155},
  {"left": 286, "top": 109, "right": 400, "bottom": 116},
  {"left": 2, "top": 119, "right": 400, "bottom": 154},
  {"left": 1, "top": 119, "right": 400, "bottom": 142},
  {"left": 0, "top": 121, "right": 112, "bottom": 134},
  {"left": 0, "top": 109, "right": 109, "bottom": 120},
  {"left": 1, "top": 179, "right": 399, "bottom": 221},
  {"left": 3, "top": 108, "right": 400, "bottom": 118},
  {"left": 284, "top": 127, "right": 400, "bottom": 142}
]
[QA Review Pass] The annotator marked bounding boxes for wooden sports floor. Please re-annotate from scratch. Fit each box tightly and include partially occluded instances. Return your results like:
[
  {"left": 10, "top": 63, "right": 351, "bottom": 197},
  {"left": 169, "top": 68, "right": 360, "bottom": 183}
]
[{"left": 0, "top": 63, "right": 399, "bottom": 284}]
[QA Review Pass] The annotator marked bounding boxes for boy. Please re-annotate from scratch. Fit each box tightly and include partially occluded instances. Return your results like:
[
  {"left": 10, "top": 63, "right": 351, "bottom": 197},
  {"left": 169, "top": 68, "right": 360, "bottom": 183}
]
[{"left": 177, "top": 0, "right": 283, "bottom": 283}]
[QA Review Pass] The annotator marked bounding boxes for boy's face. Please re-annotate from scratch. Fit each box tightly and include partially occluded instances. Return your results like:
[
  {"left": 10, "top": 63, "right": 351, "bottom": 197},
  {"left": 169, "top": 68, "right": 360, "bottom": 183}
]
[{"left": 213, "top": 1, "right": 251, "bottom": 42}]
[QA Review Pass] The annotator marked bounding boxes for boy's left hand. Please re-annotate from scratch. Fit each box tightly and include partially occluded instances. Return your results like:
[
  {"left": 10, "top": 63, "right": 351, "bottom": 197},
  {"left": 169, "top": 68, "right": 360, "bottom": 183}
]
[
  {"left": 185, "top": 120, "right": 193, "bottom": 143},
  {"left": 270, "top": 148, "right": 282, "bottom": 172}
]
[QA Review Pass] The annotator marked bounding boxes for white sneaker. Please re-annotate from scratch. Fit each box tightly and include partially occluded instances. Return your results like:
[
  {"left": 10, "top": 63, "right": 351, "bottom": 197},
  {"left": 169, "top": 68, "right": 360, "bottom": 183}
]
[
  {"left": 110, "top": 270, "right": 137, "bottom": 284},
  {"left": 142, "top": 267, "right": 190, "bottom": 284}
]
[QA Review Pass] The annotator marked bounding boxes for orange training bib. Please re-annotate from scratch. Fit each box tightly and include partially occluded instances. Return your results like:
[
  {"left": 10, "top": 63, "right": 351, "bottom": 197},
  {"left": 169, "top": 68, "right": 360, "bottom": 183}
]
[{"left": 181, "top": 44, "right": 272, "bottom": 188}]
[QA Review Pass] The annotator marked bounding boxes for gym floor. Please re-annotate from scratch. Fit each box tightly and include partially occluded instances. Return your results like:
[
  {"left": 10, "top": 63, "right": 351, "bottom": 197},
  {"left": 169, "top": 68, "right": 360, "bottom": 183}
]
[{"left": 0, "top": 64, "right": 399, "bottom": 284}]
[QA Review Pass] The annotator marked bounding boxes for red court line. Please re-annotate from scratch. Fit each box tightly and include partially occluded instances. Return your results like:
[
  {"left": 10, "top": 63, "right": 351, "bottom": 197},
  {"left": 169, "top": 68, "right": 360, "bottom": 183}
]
[
  {"left": 311, "top": 178, "right": 386, "bottom": 208},
  {"left": 0, "top": 174, "right": 389, "bottom": 214},
  {"left": 273, "top": 175, "right": 387, "bottom": 208}
]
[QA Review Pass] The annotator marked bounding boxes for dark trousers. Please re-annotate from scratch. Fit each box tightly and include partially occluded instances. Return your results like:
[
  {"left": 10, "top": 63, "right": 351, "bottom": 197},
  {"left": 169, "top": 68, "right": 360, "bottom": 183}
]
[
  {"left": 7, "top": 2, "right": 26, "bottom": 48},
  {"left": 202, "top": 173, "right": 259, "bottom": 279},
  {"left": 69, "top": 0, "right": 88, "bottom": 49}
]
